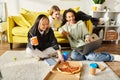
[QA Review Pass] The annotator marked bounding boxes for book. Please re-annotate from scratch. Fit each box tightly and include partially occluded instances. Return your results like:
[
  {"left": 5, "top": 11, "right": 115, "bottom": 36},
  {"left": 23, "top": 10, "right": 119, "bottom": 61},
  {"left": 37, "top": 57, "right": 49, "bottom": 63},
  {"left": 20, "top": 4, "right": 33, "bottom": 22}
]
[{"left": 44, "top": 58, "right": 56, "bottom": 66}]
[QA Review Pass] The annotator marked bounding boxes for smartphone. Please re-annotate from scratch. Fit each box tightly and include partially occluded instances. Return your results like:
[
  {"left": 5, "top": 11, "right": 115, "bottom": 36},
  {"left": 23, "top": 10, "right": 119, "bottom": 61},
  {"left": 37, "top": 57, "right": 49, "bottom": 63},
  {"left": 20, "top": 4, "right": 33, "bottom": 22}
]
[{"left": 44, "top": 58, "right": 56, "bottom": 66}]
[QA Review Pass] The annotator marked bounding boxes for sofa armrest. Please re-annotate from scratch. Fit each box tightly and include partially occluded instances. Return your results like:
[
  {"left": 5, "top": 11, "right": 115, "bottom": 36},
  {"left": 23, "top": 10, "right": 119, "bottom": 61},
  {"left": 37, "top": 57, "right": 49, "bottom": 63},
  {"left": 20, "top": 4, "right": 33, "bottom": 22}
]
[
  {"left": 7, "top": 16, "right": 15, "bottom": 43},
  {"left": 84, "top": 19, "right": 93, "bottom": 34}
]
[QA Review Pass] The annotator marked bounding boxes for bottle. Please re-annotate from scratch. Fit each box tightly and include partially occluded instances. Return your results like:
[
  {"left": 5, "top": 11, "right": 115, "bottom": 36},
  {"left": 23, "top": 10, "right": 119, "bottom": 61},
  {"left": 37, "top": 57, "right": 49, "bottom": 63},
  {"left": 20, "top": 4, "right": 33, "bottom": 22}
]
[
  {"left": 104, "top": 11, "right": 110, "bottom": 25},
  {"left": 99, "top": 29, "right": 104, "bottom": 39}
]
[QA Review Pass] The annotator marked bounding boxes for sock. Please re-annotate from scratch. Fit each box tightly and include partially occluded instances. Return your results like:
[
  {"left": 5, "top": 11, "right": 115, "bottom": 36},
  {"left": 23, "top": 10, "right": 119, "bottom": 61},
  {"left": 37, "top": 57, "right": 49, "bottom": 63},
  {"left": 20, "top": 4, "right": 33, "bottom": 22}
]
[{"left": 111, "top": 54, "right": 120, "bottom": 61}]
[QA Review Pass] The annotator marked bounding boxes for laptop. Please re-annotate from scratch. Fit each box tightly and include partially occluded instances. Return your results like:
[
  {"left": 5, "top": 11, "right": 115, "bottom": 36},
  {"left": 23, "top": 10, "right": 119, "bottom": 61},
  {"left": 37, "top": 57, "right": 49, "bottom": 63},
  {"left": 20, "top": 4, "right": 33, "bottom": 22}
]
[{"left": 75, "top": 38, "right": 103, "bottom": 55}]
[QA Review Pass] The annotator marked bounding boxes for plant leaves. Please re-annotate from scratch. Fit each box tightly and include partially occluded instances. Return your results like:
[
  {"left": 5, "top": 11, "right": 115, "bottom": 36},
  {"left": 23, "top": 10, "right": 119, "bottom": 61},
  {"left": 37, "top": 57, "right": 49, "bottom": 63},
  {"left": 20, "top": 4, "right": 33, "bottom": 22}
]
[{"left": 93, "top": 0, "right": 105, "bottom": 4}]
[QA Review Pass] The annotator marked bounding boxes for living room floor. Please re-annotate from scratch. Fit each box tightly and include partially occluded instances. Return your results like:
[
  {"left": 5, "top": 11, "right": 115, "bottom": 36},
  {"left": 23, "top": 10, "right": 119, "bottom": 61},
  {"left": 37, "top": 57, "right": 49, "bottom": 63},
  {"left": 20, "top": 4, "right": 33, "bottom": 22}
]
[{"left": 0, "top": 41, "right": 120, "bottom": 78}]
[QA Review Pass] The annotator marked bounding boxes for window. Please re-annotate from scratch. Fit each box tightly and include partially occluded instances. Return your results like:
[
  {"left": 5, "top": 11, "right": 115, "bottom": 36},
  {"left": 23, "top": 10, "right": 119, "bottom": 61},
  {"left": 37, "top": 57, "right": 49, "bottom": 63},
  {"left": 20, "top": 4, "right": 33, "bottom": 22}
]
[{"left": 0, "top": 2, "right": 7, "bottom": 22}]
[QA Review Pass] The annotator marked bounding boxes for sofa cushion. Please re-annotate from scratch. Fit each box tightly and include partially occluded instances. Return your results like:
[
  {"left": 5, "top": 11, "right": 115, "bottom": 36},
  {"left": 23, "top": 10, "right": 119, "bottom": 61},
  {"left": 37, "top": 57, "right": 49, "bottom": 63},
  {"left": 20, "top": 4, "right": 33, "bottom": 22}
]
[
  {"left": 12, "top": 15, "right": 31, "bottom": 28},
  {"left": 54, "top": 31, "right": 66, "bottom": 38},
  {"left": 20, "top": 8, "right": 49, "bottom": 26},
  {"left": 56, "top": 38, "right": 69, "bottom": 43},
  {"left": 12, "top": 26, "right": 30, "bottom": 37},
  {"left": 73, "top": 6, "right": 80, "bottom": 12},
  {"left": 85, "top": 20, "right": 93, "bottom": 34}
]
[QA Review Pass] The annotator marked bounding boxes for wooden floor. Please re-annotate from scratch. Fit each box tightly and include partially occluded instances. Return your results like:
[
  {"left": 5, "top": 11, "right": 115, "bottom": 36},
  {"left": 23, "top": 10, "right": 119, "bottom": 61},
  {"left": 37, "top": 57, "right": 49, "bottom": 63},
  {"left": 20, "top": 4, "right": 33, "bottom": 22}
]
[{"left": 0, "top": 41, "right": 120, "bottom": 78}]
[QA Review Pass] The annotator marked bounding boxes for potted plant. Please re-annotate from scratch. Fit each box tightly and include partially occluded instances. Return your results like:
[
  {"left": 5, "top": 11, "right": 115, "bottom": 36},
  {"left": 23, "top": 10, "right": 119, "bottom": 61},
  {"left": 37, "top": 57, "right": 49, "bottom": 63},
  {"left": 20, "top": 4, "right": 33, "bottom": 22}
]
[
  {"left": 93, "top": 0, "right": 105, "bottom": 4},
  {"left": 92, "top": 0, "right": 106, "bottom": 11}
]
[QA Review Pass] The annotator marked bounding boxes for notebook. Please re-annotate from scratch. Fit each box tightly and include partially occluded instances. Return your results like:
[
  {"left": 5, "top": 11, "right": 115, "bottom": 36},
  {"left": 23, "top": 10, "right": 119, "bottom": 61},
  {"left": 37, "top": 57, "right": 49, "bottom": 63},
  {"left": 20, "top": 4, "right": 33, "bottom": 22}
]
[
  {"left": 75, "top": 38, "right": 103, "bottom": 55},
  {"left": 44, "top": 58, "right": 56, "bottom": 66}
]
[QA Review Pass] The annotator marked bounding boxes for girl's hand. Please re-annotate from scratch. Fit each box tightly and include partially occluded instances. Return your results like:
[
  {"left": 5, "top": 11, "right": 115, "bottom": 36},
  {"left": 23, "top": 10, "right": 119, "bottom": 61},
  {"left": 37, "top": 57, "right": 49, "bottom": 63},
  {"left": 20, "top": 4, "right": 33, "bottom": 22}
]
[
  {"left": 62, "top": 30, "right": 69, "bottom": 36},
  {"left": 57, "top": 50, "right": 64, "bottom": 62},
  {"left": 30, "top": 36, "right": 39, "bottom": 46},
  {"left": 66, "top": 22, "right": 71, "bottom": 26},
  {"left": 58, "top": 54, "right": 64, "bottom": 62}
]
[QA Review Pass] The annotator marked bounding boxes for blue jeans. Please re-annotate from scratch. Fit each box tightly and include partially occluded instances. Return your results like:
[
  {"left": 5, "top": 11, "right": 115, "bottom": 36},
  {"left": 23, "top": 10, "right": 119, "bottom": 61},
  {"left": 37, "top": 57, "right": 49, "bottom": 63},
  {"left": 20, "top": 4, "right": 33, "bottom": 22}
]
[{"left": 70, "top": 50, "right": 114, "bottom": 62}]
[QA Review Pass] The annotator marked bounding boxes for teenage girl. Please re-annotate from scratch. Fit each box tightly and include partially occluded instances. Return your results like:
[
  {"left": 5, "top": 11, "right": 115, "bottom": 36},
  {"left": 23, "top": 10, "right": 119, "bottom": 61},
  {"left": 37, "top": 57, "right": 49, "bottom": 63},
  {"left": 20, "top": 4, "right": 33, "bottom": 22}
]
[
  {"left": 26, "top": 14, "right": 64, "bottom": 61},
  {"left": 49, "top": 5, "right": 62, "bottom": 30},
  {"left": 59, "top": 9, "right": 120, "bottom": 62}
]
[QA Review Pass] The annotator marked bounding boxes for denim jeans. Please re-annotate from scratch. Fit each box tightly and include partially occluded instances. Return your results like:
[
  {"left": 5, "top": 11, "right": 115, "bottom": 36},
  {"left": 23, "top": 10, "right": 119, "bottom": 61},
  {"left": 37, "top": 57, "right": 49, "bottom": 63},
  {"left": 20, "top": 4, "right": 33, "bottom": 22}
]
[{"left": 70, "top": 50, "right": 114, "bottom": 62}]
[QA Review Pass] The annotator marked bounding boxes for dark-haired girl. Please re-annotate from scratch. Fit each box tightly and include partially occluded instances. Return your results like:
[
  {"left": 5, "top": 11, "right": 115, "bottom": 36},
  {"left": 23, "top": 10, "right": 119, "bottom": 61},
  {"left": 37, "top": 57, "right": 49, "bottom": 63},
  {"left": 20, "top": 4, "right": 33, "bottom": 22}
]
[{"left": 59, "top": 9, "right": 120, "bottom": 62}]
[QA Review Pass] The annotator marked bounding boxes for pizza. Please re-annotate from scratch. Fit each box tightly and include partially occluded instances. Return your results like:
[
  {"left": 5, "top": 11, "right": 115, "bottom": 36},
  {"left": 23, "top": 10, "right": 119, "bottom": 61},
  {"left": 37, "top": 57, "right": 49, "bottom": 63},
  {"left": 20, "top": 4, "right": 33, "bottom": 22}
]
[{"left": 57, "top": 61, "right": 81, "bottom": 74}]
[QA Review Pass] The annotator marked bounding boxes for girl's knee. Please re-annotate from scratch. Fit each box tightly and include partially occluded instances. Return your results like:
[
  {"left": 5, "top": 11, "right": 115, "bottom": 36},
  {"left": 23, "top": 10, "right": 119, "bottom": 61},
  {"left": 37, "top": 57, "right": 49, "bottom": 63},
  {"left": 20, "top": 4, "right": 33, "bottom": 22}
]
[{"left": 70, "top": 50, "right": 85, "bottom": 61}]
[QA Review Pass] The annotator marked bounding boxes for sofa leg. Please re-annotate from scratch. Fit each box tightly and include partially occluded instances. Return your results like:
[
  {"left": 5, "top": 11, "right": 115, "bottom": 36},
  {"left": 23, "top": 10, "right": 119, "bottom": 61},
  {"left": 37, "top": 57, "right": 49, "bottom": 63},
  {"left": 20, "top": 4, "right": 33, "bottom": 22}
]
[{"left": 10, "top": 43, "right": 13, "bottom": 50}]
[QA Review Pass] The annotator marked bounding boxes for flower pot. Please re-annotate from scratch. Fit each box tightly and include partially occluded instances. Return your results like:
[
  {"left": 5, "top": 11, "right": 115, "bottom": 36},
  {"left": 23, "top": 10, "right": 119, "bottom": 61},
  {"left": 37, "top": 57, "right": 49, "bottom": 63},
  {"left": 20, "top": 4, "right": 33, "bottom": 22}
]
[{"left": 93, "top": 4, "right": 103, "bottom": 11}]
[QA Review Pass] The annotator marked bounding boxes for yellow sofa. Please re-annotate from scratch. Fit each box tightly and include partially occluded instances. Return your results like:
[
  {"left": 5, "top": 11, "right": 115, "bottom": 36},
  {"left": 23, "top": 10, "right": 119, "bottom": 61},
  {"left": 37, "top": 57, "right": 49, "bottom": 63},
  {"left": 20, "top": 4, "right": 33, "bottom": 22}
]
[{"left": 7, "top": 7, "right": 93, "bottom": 49}]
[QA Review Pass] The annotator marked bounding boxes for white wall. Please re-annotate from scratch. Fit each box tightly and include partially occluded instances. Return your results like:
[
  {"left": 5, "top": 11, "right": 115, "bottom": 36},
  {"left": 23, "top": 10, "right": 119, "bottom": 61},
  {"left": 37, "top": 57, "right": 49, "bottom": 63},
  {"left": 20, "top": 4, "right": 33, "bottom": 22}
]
[{"left": 1, "top": 0, "right": 120, "bottom": 16}]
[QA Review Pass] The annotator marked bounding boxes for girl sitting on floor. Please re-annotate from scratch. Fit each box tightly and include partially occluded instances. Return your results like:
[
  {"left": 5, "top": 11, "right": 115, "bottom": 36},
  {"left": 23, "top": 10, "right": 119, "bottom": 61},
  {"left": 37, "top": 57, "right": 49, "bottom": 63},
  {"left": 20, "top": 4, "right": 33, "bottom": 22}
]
[
  {"left": 26, "top": 14, "right": 64, "bottom": 61},
  {"left": 59, "top": 9, "right": 120, "bottom": 62}
]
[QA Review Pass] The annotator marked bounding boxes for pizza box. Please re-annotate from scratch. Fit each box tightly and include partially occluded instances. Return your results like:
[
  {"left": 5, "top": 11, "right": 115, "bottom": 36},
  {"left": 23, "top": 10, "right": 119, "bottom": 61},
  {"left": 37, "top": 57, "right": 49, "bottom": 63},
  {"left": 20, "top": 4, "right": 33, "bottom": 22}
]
[{"left": 43, "top": 61, "right": 83, "bottom": 80}]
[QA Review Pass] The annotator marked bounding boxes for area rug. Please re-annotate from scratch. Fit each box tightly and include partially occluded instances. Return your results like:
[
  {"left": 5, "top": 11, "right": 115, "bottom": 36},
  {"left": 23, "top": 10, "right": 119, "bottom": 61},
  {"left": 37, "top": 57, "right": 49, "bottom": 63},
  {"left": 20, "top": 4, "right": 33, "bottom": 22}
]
[
  {"left": 0, "top": 51, "right": 120, "bottom": 80},
  {"left": 0, "top": 51, "right": 53, "bottom": 80}
]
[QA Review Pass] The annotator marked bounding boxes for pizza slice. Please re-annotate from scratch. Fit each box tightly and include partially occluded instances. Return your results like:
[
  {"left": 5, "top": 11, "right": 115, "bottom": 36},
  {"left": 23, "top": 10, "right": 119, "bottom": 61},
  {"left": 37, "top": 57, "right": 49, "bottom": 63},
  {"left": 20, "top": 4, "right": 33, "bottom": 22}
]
[{"left": 57, "top": 62, "right": 81, "bottom": 74}]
